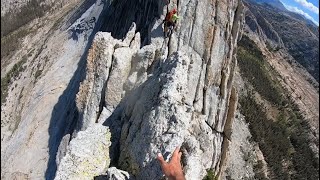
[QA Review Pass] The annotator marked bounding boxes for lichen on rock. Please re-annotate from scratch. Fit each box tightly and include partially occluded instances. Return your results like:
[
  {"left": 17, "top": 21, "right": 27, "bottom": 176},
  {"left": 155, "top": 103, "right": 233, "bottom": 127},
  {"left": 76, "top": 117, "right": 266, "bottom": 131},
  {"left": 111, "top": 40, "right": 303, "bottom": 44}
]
[{"left": 54, "top": 124, "right": 111, "bottom": 180}]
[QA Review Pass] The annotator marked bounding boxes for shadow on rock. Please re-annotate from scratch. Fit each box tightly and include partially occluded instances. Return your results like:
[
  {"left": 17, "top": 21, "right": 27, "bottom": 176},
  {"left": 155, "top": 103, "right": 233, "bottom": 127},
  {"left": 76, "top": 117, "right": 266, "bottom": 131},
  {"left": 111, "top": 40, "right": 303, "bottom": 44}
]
[
  {"left": 100, "top": 0, "right": 166, "bottom": 46},
  {"left": 44, "top": 2, "right": 109, "bottom": 179}
]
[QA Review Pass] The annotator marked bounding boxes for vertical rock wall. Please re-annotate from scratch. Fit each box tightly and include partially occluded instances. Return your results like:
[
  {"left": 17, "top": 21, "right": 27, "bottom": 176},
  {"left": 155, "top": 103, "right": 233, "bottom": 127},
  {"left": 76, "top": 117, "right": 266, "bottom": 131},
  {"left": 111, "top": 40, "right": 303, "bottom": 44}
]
[{"left": 69, "top": 0, "right": 244, "bottom": 179}]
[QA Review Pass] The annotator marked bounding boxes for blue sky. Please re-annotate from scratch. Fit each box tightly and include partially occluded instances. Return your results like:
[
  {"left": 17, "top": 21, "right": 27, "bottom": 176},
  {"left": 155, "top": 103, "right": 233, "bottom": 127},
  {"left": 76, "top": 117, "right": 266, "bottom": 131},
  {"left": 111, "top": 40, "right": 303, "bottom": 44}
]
[{"left": 280, "top": 0, "right": 319, "bottom": 25}]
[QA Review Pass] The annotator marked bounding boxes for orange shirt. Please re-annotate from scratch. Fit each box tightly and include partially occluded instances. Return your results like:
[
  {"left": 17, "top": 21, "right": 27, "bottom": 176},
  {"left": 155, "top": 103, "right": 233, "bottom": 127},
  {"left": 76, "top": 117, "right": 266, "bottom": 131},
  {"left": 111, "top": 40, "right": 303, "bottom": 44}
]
[{"left": 165, "top": 11, "right": 175, "bottom": 22}]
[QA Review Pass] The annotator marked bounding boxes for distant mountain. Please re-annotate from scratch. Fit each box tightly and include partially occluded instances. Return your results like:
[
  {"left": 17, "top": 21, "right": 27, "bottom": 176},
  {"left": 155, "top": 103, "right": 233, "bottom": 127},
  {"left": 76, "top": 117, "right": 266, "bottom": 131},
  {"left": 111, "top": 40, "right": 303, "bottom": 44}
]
[
  {"left": 250, "top": 0, "right": 287, "bottom": 11},
  {"left": 244, "top": 0, "right": 319, "bottom": 82},
  {"left": 252, "top": 0, "right": 318, "bottom": 27}
]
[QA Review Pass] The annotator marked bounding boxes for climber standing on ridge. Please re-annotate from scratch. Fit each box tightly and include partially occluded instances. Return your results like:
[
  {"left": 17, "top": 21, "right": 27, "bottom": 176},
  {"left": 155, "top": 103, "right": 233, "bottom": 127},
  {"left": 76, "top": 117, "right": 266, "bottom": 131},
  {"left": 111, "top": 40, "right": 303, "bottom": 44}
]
[{"left": 163, "top": 8, "right": 179, "bottom": 38}]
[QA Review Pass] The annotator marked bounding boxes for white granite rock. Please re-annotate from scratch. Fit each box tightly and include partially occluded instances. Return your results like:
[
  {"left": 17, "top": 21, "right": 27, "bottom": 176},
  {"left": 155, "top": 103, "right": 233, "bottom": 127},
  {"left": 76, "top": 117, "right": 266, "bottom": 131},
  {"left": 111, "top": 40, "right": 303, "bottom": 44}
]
[{"left": 54, "top": 124, "right": 111, "bottom": 180}]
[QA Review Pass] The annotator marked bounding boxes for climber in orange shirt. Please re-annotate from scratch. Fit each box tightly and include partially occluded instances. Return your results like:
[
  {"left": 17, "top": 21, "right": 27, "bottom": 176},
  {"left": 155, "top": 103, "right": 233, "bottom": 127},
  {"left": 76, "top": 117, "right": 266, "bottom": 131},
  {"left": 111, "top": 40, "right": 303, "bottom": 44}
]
[{"left": 163, "top": 8, "right": 180, "bottom": 38}]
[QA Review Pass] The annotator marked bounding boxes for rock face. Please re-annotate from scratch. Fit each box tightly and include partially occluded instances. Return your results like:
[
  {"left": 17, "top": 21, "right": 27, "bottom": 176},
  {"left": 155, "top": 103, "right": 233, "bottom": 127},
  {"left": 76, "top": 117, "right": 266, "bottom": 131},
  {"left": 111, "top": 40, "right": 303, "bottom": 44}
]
[
  {"left": 1, "top": 0, "right": 244, "bottom": 179},
  {"left": 55, "top": 124, "right": 111, "bottom": 180},
  {"left": 1, "top": 0, "right": 83, "bottom": 37},
  {"left": 97, "top": 167, "right": 131, "bottom": 180},
  {"left": 72, "top": 0, "right": 244, "bottom": 179},
  {"left": 221, "top": 111, "right": 259, "bottom": 180},
  {"left": 1, "top": 0, "right": 111, "bottom": 179}
]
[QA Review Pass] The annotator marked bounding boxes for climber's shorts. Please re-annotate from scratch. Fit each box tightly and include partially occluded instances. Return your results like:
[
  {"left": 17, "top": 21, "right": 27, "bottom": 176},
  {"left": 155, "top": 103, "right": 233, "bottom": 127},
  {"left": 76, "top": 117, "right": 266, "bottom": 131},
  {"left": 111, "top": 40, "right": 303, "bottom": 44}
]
[{"left": 165, "top": 21, "right": 174, "bottom": 28}]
